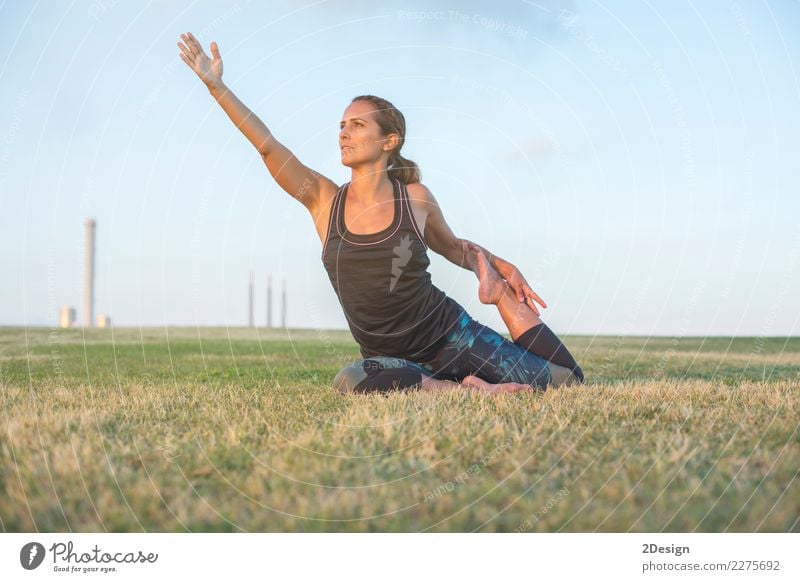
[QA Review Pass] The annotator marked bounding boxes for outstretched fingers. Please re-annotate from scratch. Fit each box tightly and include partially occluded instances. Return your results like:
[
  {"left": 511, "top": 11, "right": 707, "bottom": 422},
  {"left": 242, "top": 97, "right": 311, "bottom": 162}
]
[
  {"left": 177, "top": 40, "right": 194, "bottom": 60},
  {"left": 523, "top": 284, "right": 547, "bottom": 312},
  {"left": 186, "top": 32, "right": 208, "bottom": 57},
  {"left": 179, "top": 33, "right": 193, "bottom": 53},
  {"left": 178, "top": 52, "right": 192, "bottom": 69}
]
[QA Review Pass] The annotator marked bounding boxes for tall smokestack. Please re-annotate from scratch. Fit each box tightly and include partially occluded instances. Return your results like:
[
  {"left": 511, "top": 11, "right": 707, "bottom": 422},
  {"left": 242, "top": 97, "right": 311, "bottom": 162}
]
[
  {"left": 248, "top": 270, "right": 254, "bottom": 328},
  {"left": 266, "top": 275, "right": 272, "bottom": 328},
  {"left": 281, "top": 277, "right": 287, "bottom": 329},
  {"left": 83, "top": 217, "right": 96, "bottom": 328}
]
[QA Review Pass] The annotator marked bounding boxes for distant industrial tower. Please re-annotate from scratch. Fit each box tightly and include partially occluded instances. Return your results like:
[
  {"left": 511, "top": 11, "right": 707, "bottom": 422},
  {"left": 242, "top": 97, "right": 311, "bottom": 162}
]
[
  {"left": 59, "top": 306, "right": 75, "bottom": 328},
  {"left": 281, "top": 277, "right": 287, "bottom": 329},
  {"left": 83, "top": 218, "right": 96, "bottom": 328},
  {"left": 266, "top": 275, "right": 273, "bottom": 328},
  {"left": 248, "top": 270, "right": 254, "bottom": 328}
]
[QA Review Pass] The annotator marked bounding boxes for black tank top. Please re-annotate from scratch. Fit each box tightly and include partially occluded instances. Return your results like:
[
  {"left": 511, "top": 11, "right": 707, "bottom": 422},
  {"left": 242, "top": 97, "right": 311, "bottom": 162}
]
[{"left": 321, "top": 178, "right": 465, "bottom": 362}]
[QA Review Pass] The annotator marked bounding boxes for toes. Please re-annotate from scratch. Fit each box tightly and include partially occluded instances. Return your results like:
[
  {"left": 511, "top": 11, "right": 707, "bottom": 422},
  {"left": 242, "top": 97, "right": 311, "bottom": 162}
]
[{"left": 461, "top": 375, "right": 485, "bottom": 389}]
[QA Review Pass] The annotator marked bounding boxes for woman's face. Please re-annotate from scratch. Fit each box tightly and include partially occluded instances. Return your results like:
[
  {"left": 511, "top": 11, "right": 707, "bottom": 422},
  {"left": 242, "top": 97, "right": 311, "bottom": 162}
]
[{"left": 339, "top": 100, "right": 397, "bottom": 167}]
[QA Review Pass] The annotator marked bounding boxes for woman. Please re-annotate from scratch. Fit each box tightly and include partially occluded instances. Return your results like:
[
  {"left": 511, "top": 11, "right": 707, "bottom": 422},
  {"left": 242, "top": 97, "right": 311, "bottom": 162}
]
[{"left": 178, "top": 32, "right": 584, "bottom": 395}]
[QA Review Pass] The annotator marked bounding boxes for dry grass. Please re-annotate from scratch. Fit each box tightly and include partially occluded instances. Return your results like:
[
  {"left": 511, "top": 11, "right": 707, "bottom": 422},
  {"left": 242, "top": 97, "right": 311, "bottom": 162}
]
[{"left": 1, "top": 327, "right": 797, "bottom": 532}]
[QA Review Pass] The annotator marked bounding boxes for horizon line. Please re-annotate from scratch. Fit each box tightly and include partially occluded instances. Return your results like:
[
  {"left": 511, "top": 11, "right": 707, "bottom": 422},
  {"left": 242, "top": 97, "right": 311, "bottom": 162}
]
[{"left": 1, "top": 325, "right": 796, "bottom": 340}]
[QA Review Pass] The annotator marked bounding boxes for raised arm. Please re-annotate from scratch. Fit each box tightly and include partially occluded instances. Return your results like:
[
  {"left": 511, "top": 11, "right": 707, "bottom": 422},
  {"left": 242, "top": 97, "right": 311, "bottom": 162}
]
[
  {"left": 177, "top": 32, "right": 336, "bottom": 212},
  {"left": 407, "top": 182, "right": 547, "bottom": 313}
]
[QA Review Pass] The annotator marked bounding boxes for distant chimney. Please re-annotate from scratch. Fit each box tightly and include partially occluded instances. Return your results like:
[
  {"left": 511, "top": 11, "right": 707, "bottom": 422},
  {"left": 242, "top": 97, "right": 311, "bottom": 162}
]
[
  {"left": 83, "top": 218, "right": 96, "bottom": 328},
  {"left": 59, "top": 306, "right": 75, "bottom": 328},
  {"left": 281, "top": 277, "right": 287, "bottom": 329},
  {"left": 248, "top": 270, "right": 254, "bottom": 328},
  {"left": 266, "top": 275, "right": 273, "bottom": 328}
]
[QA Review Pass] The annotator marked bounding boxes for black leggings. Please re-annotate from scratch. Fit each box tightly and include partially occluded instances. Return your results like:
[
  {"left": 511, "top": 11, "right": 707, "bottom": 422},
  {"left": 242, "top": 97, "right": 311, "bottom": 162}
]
[{"left": 333, "top": 309, "right": 583, "bottom": 394}]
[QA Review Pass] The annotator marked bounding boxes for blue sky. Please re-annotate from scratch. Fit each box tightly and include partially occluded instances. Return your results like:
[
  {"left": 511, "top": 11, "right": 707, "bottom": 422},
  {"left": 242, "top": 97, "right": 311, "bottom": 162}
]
[{"left": 2, "top": 0, "right": 799, "bottom": 336}]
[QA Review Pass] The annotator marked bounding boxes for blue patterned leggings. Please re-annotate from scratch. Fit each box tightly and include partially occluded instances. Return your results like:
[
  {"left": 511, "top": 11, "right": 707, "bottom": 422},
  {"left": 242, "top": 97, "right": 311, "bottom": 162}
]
[{"left": 333, "top": 309, "right": 558, "bottom": 394}]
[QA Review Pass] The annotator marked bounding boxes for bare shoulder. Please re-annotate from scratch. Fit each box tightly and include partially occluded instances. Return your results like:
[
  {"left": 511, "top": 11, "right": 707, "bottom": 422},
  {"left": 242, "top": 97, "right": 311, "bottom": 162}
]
[
  {"left": 404, "top": 182, "right": 460, "bottom": 252},
  {"left": 405, "top": 182, "right": 439, "bottom": 209},
  {"left": 405, "top": 182, "right": 442, "bottom": 217},
  {"left": 316, "top": 175, "right": 340, "bottom": 206},
  {"left": 301, "top": 175, "right": 337, "bottom": 214},
  {"left": 404, "top": 182, "right": 441, "bottom": 239}
]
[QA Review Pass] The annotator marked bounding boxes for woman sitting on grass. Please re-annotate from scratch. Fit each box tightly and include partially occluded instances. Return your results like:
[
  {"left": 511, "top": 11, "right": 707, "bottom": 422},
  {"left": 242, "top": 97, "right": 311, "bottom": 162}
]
[{"left": 178, "top": 32, "right": 584, "bottom": 395}]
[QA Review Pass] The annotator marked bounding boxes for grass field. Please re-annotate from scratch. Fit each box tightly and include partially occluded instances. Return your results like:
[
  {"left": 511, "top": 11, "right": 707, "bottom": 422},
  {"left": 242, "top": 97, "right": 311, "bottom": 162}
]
[{"left": 1, "top": 326, "right": 797, "bottom": 532}]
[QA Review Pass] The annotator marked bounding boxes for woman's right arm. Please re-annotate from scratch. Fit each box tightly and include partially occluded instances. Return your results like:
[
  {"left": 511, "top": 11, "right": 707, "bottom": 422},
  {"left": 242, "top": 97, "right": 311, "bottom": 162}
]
[{"left": 178, "top": 32, "right": 335, "bottom": 212}]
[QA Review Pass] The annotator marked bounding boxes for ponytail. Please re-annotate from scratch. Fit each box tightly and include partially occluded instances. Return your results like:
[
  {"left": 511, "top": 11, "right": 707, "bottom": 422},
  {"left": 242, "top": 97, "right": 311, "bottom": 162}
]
[
  {"left": 388, "top": 151, "right": 421, "bottom": 185},
  {"left": 351, "top": 94, "right": 421, "bottom": 185}
]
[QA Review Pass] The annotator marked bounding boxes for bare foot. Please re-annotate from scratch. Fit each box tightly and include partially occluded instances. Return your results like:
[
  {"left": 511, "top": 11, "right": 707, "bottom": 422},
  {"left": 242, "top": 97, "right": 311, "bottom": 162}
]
[
  {"left": 469, "top": 244, "right": 508, "bottom": 305},
  {"left": 461, "top": 375, "right": 530, "bottom": 394}
]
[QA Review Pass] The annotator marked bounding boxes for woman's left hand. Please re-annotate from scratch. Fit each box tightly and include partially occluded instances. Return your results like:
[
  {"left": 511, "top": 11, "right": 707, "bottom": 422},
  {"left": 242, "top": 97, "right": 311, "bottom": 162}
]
[{"left": 496, "top": 263, "right": 547, "bottom": 316}]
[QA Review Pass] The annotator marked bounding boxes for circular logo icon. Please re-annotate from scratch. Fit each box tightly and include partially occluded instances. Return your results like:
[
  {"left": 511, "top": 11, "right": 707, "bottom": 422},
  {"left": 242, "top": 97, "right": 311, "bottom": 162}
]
[{"left": 20, "top": 542, "right": 46, "bottom": 570}]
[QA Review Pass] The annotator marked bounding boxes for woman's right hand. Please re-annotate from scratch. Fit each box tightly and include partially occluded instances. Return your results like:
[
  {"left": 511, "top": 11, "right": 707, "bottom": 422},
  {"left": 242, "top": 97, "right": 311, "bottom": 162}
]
[{"left": 178, "top": 32, "right": 223, "bottom": 89}]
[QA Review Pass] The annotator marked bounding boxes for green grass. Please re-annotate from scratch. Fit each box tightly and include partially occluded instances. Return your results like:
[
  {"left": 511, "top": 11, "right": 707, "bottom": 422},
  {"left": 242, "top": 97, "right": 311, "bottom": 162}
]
[{"left": 1, "top": 327, "right": 797, "bottom": 532}]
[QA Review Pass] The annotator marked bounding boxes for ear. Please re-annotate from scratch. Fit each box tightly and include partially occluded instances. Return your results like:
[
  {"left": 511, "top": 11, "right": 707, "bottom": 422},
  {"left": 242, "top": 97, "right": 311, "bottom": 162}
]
[{"left": 382, "top": 133, "right": 400, "bottom": 152}]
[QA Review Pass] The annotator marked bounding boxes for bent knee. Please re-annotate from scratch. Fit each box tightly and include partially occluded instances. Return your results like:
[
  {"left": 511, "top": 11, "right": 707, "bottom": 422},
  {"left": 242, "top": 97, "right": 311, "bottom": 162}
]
[
  {"left": 547, "top": 362, "right": 584, "bottom": 387},
  {"left": 332, "top": 362, "right": 368, "bottom": 394},
  {"left": 332, "top": 357, "right": 426, "bottom": 395}
]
